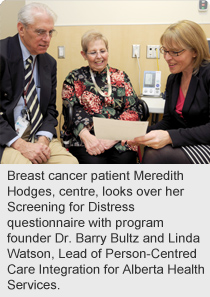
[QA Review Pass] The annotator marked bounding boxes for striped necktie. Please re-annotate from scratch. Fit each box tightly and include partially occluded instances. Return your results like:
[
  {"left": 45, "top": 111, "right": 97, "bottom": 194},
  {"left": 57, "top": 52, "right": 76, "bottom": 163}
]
[{"left": 24, "top": 56, "right": 43, "bottom": 141}]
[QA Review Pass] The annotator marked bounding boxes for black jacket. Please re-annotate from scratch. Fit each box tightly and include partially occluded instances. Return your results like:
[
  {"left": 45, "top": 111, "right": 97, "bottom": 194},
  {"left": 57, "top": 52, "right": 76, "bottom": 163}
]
[
  {"left": 0, "top": 34, "right": 58, "bottom": 162},
  {"left": 149, "top": 63, "right": 210, "bottom": 147}
]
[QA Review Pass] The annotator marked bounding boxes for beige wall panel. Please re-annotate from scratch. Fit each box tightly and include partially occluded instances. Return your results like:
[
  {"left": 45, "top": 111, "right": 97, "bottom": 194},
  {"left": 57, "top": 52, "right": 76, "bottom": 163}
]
[
  {"left": 26, "top": 1, "right": 210, "bottom": 25},
  {"left": 0, "top": 0, "right": 25, "bottom": 39}
]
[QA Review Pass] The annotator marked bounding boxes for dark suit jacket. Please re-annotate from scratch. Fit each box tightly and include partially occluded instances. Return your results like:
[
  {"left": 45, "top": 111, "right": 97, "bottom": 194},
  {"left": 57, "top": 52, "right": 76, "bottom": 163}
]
[
  {"left": 0, "top": 34, "right": 58, "bottom": 161},
  {"left": 148, "top": 63, "right": 210, "bottom": 147}
]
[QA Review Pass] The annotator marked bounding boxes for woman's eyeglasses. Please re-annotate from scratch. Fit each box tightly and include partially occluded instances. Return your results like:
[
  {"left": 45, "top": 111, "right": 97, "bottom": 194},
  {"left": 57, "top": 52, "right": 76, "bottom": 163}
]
[
  {"left": 86, "top": 50, "right": 107, "bottom": 57},
  {"left": 160, "top": 47, "right": 186, "bottom": 57}
]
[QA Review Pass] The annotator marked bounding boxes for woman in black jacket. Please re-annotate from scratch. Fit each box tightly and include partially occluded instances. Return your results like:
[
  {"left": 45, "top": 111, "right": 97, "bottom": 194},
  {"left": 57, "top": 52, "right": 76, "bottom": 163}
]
[{"left": 126, "top": 20, "right": 210, "bottom": 164}]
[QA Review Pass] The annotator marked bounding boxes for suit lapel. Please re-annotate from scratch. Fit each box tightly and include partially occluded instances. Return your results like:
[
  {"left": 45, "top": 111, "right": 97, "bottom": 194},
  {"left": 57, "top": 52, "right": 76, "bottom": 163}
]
[
  {"left": 169, "top": 73, "right": 189, "bottom": 127},
  {"left": 8, "top": 35, "right": 25, "bottom": 97},
  {"left": 182, "top": 74, "right": 199, "bottom": 113},
  {"left": 170, "top": 73, "right": 181, "bottom": 111},
  {"left": 6, "top": 35, "right": 24, "bottom": 125},
  {"left": 38, "top": 54, "right": 51, "bottom": 113}
]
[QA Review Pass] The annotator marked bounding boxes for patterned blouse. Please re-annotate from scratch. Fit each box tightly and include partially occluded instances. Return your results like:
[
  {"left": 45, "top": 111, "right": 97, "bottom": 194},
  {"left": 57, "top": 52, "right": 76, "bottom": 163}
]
[{"left": 62, "top": 65, "right": 141, "bottom": 152}]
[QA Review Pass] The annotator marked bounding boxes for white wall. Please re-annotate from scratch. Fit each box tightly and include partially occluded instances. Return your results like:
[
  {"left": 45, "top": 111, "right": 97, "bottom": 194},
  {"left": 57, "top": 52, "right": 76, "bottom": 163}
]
[{"left": 25, "top": 0, "right": 210, "bottom": 25}]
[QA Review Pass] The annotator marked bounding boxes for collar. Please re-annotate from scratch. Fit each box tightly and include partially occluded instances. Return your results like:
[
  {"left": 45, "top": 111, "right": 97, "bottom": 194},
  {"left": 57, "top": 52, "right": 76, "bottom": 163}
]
[{"left": 18, "top": 35, "right": 37, "bottom": 63}]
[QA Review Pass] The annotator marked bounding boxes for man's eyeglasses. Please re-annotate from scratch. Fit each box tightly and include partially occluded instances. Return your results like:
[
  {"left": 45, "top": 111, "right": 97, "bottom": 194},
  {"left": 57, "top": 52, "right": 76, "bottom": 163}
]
[
  {"left": 160, "top": 47, "right": 186, "bottom": 57},
  {"left": 86, "top": 50, "right": 107, "bottom": 57},
  {"left": 34, "top": 29, "right": 57, "bottom": 38}
]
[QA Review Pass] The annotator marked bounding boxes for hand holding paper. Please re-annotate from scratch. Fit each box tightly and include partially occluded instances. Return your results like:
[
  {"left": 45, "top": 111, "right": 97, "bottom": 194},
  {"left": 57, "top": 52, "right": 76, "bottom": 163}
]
[{"left": 93, "top": 117, "right": 148, "bottom": 140}]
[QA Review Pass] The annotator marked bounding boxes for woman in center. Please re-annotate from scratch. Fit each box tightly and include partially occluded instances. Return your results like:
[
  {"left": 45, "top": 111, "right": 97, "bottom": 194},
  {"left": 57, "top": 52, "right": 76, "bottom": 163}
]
[{"left": 62, "top": 30, "right": 141, "bottom": 164}]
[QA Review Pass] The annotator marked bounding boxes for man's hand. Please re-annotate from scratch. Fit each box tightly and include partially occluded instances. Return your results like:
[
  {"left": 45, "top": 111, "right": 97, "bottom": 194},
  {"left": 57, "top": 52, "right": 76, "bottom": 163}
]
[
  {"left": 11, "top": 137, "right": 51, "bottom": 164},
  {"left": 36, "top": 135, "right": 50, "bottom": 146}
]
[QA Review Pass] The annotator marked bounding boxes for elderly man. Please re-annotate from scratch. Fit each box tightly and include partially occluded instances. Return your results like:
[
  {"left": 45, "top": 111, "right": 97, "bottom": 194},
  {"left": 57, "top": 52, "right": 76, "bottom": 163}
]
[{"left": 0, "top": 2, "right": 78, "bottom": 164}]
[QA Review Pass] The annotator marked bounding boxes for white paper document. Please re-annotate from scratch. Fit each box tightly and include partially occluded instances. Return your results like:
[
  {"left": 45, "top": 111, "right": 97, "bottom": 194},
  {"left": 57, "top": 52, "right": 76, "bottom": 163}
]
[{"left": 93, "top": 117, "right": 149, "bottom": 140}]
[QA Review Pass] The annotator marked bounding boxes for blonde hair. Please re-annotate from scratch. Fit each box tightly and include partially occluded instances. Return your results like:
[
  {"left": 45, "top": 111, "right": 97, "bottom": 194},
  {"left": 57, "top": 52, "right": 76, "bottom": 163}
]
[
  {"left": 160, "top": 20, "right": 210, "bottom": 74},
  {"left": 81, "top": 30, "right": 108, "bottom": 52}
]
